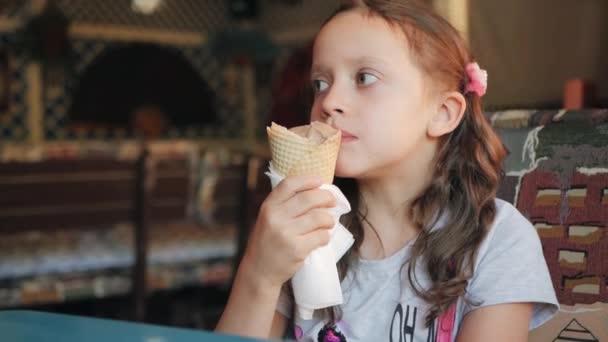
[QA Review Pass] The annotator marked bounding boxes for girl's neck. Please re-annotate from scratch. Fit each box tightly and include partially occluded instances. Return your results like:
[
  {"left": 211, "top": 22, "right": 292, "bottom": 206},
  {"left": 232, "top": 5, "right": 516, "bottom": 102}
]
[
  {"left": 357, "top": 177, "right": 423, "bottom": 260},
  {"left": 356, "top": 148, "right": 437, "bottom": 259}
]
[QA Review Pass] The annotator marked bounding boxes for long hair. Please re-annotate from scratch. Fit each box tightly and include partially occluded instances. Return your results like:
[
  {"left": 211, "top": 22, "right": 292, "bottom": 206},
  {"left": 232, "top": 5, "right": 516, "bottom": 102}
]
[{"left": 314, "top": 0, "right": 508, "bottom": 327}]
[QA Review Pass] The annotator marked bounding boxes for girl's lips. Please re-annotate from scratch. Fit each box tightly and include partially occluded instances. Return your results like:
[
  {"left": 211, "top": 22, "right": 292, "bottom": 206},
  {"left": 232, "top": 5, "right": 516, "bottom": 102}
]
[{"left": 340, "top": 130, "right": 357, "bottom": 143}]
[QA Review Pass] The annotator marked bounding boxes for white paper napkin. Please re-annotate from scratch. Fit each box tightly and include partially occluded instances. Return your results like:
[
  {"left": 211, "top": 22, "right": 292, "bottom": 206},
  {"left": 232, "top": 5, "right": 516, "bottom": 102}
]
[{"left": 265, "top": 163, "right": 354, "bottom": 319}]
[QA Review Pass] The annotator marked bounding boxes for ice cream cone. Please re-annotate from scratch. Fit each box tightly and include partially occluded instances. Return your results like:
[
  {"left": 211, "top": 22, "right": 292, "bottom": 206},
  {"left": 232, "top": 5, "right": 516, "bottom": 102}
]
[{"left": 266, "top": 121, "right": 341, "bottom": 184}]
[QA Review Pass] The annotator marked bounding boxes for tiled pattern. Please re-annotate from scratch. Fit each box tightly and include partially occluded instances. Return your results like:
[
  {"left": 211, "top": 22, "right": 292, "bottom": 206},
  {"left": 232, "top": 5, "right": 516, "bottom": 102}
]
[
  {"left": 0, "top": 0, "right": 343, "bottom": 142},
  {"left": 43, "top": 39, "right": 241, "bottom": 140},
  {"left": 2, "top": 0, "right": 248, "bottom": 141},
  {"left": 259, "top": 0, "right": 340, "bottom": 33},
  {"left": 56, "top": 0, "right": 227, "bottom": 32},
  {"left": 0, "top": 2, "right": 25, "bottom": 19},
  {"left": 0, "top": 33, "right": 28, "bottom": 141}
]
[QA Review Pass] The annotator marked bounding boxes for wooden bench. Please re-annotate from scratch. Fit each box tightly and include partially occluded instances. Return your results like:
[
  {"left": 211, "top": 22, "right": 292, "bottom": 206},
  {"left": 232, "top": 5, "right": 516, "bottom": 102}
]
[{"left": 0, "top": 147, "right": 191, "bottom": 321}]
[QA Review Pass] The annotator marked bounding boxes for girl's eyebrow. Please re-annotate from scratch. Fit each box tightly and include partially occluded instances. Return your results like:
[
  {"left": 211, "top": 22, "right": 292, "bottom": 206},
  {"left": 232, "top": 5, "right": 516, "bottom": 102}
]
[
  {"left": 311, "top": 56, "right": 389, "bottom": 75},
  {"left": 348, "top": 56, "right": 389, "bottom": 66},
  {"left": 310, "top": 64, "right": 330, "bottom": 76}
]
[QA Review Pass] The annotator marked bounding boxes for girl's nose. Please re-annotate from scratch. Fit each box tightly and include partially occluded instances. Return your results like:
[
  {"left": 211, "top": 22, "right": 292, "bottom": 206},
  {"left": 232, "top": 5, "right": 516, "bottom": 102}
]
[{"left": 321, "top": 86, "right": 346, "bottom": 119}]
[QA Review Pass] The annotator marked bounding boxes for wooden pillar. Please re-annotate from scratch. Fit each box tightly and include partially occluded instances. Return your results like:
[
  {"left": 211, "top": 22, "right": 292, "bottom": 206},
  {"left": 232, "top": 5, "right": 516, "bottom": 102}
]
[
  {"left": 433, "top": 0, "right": 470, "bottom": 41},
  {"left": 25, "top": 63, "right": 43, "bottom": 144},
  {"left": 241, "top": 62, "right": 257, "bottom": 146},
  {"left": 24, "top": 0, "right": 47, "bottom": 144},
  {"left": 133, "top": 145, "right": 152, "bottom": 322}
]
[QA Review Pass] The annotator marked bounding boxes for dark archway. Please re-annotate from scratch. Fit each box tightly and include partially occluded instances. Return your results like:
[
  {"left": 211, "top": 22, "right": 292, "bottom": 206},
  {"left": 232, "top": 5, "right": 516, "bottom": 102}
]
[{"left": 68, "top": 43, "right": 218, "bottom": 132}]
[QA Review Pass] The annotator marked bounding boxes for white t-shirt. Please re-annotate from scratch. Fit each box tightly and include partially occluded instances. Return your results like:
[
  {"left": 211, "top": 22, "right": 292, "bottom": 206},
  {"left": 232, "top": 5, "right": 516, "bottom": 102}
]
[{"left": 277, "top": 199, "right": 559, "bottom": 341}]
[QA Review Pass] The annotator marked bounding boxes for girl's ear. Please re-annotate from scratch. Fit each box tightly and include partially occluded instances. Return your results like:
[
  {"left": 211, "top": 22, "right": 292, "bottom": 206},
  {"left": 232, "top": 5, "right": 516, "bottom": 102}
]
[{"left": 427, "top": 91, "right": 467, "bottom": 138}]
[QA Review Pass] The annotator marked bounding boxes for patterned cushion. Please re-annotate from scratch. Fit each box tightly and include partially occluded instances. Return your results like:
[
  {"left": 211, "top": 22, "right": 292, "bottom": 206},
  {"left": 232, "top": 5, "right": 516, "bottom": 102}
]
[{"left": 491, "top": 109, "right": 608, "bottom": 305}]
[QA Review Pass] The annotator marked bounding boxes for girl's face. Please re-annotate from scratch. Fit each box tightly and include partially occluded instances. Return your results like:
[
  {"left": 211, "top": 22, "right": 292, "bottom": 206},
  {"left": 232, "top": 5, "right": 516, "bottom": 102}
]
[{"left": 310, "top": 8, "right": 438, "bottom": 180}]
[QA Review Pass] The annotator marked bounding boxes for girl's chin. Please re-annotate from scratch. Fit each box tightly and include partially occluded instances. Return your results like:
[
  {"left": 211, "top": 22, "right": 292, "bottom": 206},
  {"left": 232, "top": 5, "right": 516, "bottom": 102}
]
[
  {"left": 334, "top": 164, "right": 360, "bottom": 179},
  {"left": 334, "top": 152, "right": 369, "bottom": 179}
]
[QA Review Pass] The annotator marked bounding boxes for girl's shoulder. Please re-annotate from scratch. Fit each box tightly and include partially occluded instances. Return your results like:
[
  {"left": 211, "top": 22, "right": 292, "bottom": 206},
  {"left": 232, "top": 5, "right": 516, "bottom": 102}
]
[
  {"left": 476, "top": 198, "right": 543, "bottom": 261},
  {"left": 463, "top": 198, "right": 559, "bottom": 326},
  {"left": 491, "top": 198, "right": 537, "bottom": 236}
]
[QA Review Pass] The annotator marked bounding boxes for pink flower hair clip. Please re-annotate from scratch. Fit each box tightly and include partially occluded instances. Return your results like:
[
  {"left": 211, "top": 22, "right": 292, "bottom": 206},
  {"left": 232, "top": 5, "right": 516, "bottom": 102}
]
[{"left": 465, "top": 62, "right": 488, "bottom": 97}]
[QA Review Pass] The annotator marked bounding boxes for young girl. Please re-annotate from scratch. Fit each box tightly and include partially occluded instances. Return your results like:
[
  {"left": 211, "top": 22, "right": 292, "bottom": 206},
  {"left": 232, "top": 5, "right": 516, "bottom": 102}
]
[{"left": 216, "top": 1, "right": 558, "bottom": 341}]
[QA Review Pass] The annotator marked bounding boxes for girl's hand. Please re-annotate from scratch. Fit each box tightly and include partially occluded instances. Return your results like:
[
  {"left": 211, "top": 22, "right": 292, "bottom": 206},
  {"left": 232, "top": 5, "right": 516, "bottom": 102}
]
[{"left": 241, "top": 175, "right": 337, "bottom": 290}]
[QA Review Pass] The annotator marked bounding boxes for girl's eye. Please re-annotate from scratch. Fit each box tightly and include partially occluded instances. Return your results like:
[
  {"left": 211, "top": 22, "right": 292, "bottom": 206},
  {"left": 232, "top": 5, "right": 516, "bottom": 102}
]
[
  {"left": 312, "top": 80, "right": 329, "bottom": 93},
  {"left": 357, "top": 73, "right": 379, "bottom": 86}
]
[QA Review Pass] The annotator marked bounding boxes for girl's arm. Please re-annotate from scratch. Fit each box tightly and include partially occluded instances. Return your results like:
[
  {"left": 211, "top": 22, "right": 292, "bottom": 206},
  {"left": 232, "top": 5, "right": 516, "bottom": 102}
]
[
  {"left": 455, "top": 303, "right": 533, "bottom": 342},
  {"left": 269, "top": 311, "right": 289, "bottom": 338},
  {"left": 215, "top": 175, "right": 335, "bottom": 338},
  {"left": 215, "top": 257, "right": 284, "bottom": 338}
]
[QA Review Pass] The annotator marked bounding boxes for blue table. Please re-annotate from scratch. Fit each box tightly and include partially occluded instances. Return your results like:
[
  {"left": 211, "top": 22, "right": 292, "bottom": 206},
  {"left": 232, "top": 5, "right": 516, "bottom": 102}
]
[{"left": 0, "top": 310, "right": 269, "bottom": 342}]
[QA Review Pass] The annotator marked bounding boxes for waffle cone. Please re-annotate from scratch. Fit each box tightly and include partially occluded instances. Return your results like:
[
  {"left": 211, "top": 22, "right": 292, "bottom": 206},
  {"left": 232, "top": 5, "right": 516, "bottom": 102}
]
[{"left": 267, "top": 122, "right": 341, "bottom": 184}]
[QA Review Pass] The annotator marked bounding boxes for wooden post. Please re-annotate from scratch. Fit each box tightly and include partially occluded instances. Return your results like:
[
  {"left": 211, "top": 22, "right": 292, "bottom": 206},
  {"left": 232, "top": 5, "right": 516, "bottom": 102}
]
[
  {"left": 133, "top": 145, "right": 152, "bottom": 322},
  {"left": 241, "top": 62, "right": 257, "bottom": 147},
  {"left": 433, "top": 0, "right": 470, "bottom": 41},
  {"left": 234, "top": 155, "right": 255, "bottom": 278},
  {"left": 25, "top": 63, "right": 43, "bottom": 144}
]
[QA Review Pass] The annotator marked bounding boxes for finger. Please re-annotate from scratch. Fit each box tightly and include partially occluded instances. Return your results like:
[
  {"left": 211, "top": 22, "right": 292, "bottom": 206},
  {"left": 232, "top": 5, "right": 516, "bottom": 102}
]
[
  {"left": 297, "top": 229, "right": 332, "bottom": 256},
  {"left": 267, "top": 175, "right": 323, "bottom": 204},
  {"left": 291, "top": 208, "right": 335, "bottom": 235},
  {"left": 284, "top": 189, "right": 336, "bottom": 218}
]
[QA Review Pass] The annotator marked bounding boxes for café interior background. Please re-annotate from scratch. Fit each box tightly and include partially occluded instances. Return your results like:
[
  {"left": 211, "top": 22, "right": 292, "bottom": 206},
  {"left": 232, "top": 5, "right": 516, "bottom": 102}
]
[{"left": 0, "top": 0, "right": 606, "bottom": 331}]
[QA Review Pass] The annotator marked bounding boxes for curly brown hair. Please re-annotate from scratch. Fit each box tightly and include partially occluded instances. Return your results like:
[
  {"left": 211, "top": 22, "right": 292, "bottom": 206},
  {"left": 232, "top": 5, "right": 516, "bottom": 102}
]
[{"left": 310, "top": 0, "right": 508, "bottom": 328}]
